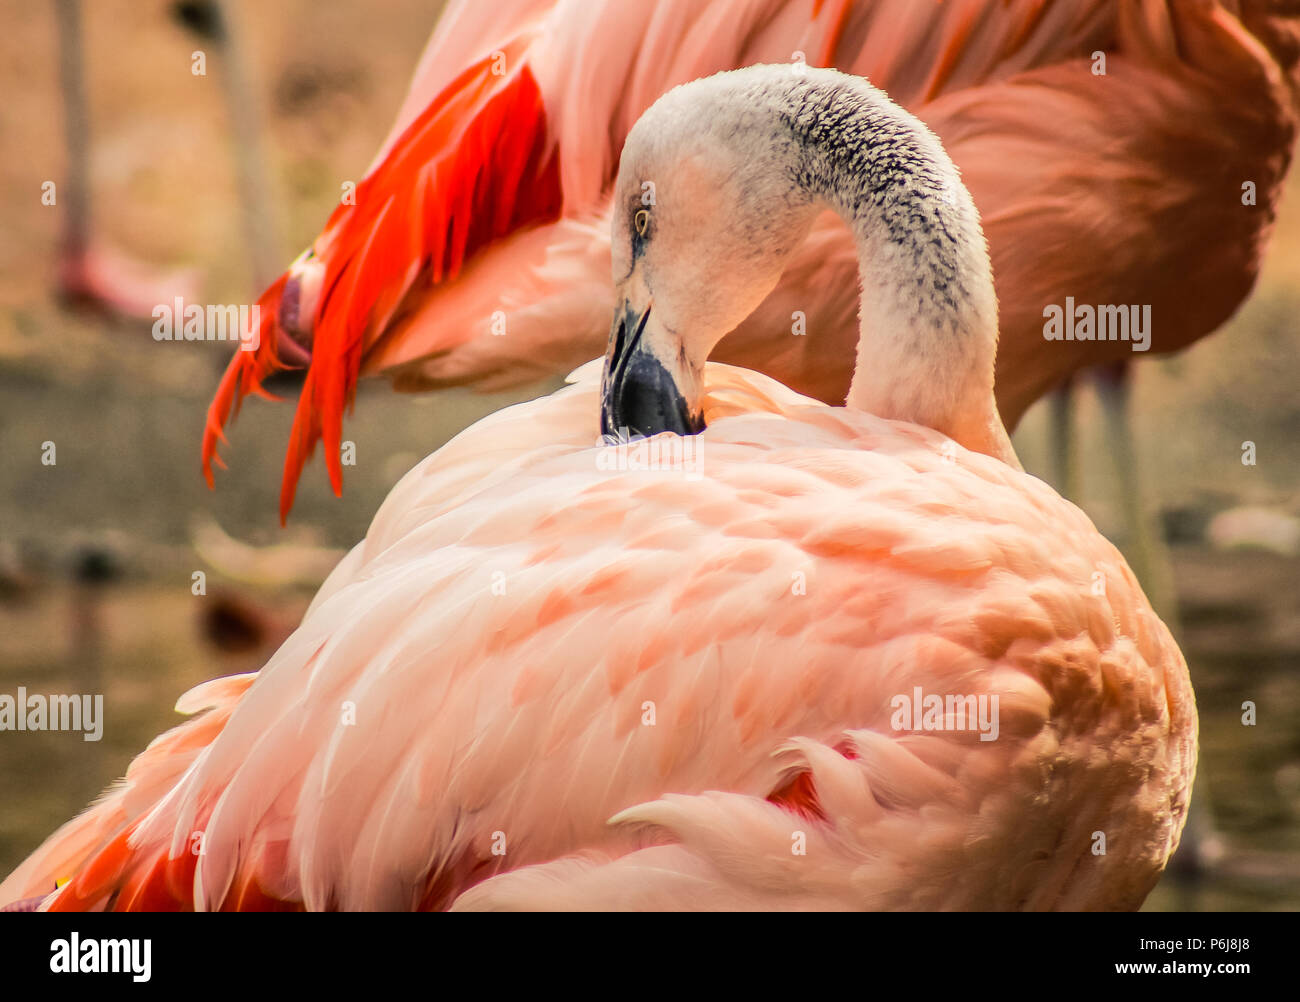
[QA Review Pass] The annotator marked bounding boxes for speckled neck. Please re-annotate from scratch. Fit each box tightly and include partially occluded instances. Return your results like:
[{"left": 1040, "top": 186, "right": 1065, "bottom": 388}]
[{"left": 775, "top": 73, "right": 1016, "bottom": 467}]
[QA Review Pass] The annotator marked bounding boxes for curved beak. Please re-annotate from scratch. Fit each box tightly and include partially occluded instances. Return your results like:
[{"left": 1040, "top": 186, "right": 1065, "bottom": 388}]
[{"left": 600, "top": 290, "right": 704, "bottom": 440}]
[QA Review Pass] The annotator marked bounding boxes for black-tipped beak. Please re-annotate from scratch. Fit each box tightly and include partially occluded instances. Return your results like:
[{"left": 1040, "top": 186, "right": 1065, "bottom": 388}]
[{"left": 600, "top": 299, "right": 704, "bottom": 440}]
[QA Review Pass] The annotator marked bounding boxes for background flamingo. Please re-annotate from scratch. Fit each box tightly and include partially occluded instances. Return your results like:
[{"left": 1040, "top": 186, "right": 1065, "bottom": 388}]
[
  {"left": 199, "top": 0, "right": 1300, "bottom": 523},
  {"left": 1, "top": 68, "right": 1195, "bottom": 909},
  {"left": 52, "top": 0, "right": 199, "bottom": 318}
]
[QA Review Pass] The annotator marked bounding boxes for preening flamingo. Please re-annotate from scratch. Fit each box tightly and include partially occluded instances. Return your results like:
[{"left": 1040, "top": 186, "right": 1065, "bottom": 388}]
[
  {"left": 3, "top": 66, "right": 1194, "bottom": 911},
  {"left": 199, "top": 0, "right": 1299, "bottom": 521}
]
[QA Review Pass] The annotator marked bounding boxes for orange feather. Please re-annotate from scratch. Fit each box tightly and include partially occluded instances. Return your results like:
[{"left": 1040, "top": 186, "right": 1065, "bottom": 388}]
[{"left": 203, "top": 40, "right": 562, "bottom": 523}]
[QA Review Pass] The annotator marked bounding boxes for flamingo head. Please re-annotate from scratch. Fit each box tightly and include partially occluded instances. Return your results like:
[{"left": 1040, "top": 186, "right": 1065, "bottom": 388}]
[
  {"left": 601, "top": 65, "right": 1017, "bottom": 469},
  {"left": 601, "top": 68, "right": 824, "bottom": 440}
]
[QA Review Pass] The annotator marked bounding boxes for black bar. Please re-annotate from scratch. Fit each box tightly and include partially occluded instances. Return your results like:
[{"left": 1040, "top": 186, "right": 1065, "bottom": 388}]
[{"left": 0, "top": 911, "right": 1290, "bottom": 990}]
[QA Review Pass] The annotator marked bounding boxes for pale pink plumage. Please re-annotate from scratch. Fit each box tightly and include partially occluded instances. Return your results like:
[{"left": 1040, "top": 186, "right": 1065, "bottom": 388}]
[{"left": 2, "top": 361, "right": 1195, "bottom": 910}]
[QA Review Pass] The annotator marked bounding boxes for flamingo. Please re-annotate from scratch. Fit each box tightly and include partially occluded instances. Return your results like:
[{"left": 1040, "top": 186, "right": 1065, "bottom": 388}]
[
  {"left": 52, "top": 0, "right": 279, "bottom": 315},
  {"left": 3, "top": 66, "right": 1194, "bottom": 911},
  {"left": 198, "top": 0, "right": 1300, "bottom": 522},
  {"left": 53, "top": 0, "right": 199, "bottom": 318}
]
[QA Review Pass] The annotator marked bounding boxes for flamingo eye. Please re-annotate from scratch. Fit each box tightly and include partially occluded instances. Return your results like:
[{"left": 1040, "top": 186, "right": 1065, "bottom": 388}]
[{"left": 634, "top": 209, "right": 650, "bottom": 236}]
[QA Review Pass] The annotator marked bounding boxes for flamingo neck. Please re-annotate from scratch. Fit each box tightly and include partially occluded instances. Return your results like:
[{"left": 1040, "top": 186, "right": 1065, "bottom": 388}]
[{"left": 782, "top": 80, "right": 1019, "bottom": 467}]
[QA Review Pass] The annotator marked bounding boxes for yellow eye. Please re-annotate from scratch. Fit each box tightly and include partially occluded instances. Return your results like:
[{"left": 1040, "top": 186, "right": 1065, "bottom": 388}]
[{"left": 634, "top": 209, "right": 650, "bottom": 236}]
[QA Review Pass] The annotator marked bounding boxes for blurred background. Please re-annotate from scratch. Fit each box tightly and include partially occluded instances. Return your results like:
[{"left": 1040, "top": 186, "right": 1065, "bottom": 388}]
[{"left": 0, "top": 0, "right": 1296, "bottom": 910}]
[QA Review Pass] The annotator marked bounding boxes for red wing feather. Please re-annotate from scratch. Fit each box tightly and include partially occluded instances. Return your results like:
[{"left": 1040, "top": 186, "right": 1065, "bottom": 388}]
[{"left": 203, "top": 39, "right": 562, "bottom": 523}]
